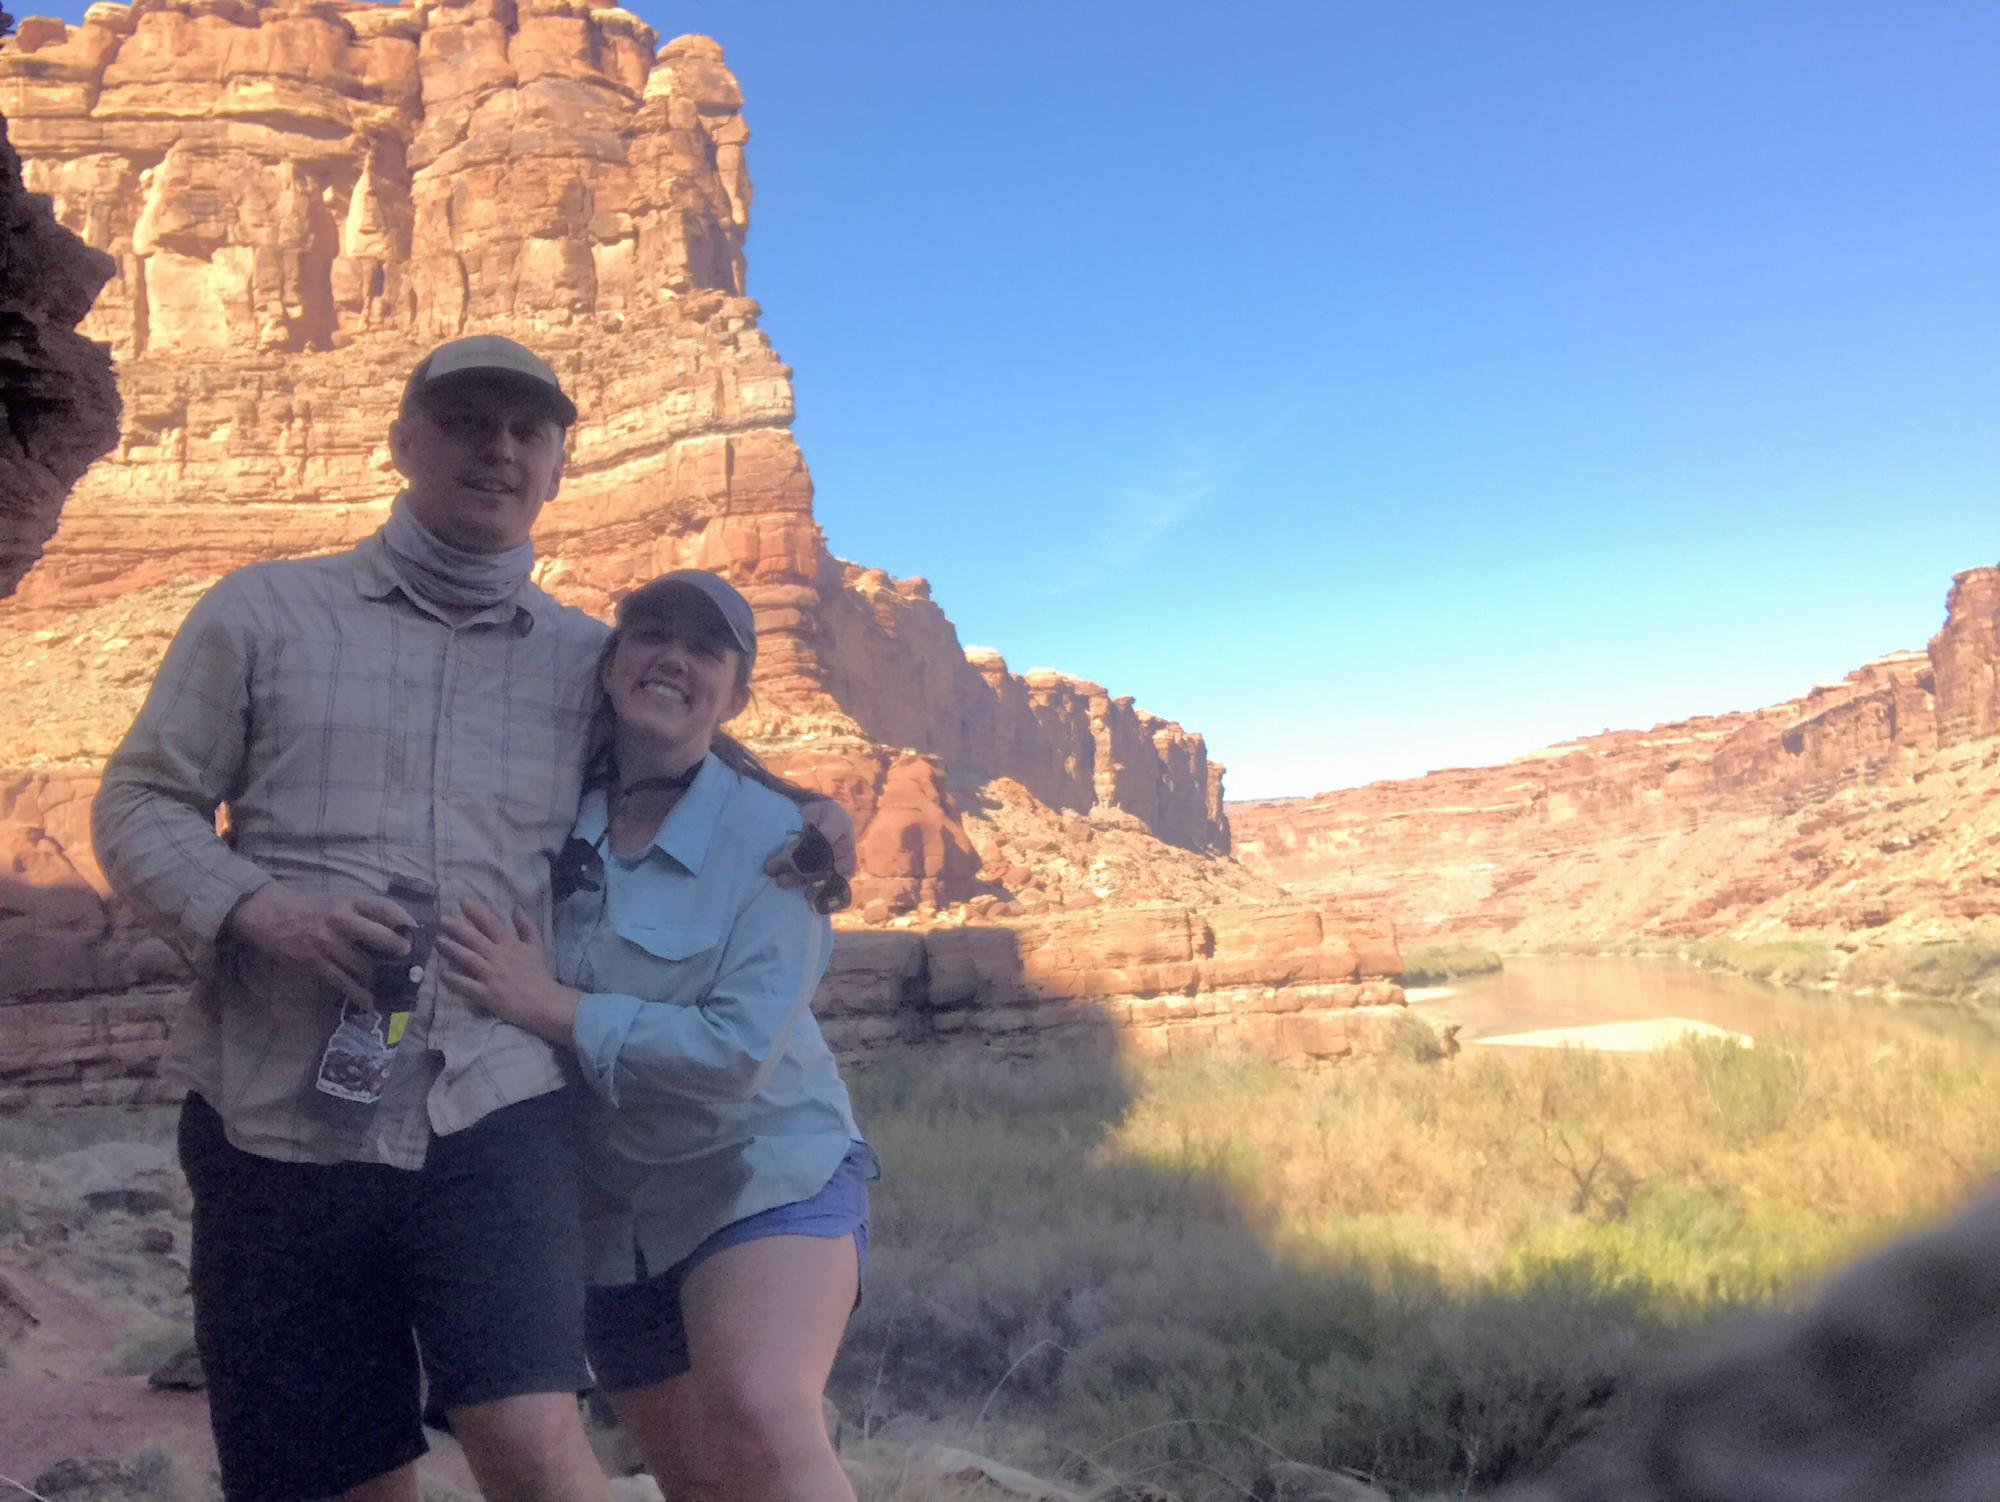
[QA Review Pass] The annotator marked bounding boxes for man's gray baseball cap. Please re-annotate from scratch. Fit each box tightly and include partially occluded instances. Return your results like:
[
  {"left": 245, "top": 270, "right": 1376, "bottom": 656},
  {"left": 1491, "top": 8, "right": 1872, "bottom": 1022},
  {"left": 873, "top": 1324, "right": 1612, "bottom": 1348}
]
[
  {"left": 402, "top": 334, "right": 578, "bottom": 426},
  {"left": 616, "top": 571, "right": 758, "bottom": 665}
]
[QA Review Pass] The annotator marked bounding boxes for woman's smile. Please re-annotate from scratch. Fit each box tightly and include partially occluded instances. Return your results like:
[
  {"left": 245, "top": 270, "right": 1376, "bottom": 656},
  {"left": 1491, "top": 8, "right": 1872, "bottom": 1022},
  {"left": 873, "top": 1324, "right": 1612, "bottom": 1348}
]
[{"left": 637, "top": 675, "right": 692, "bottom": 706}]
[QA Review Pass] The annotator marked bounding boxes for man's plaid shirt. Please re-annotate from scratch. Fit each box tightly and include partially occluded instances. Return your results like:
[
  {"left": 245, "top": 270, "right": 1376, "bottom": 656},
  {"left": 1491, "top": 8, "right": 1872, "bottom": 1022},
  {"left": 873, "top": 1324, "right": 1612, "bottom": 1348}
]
[{"left": 93, "top": 532, "right": 609, "bottom": 1168}]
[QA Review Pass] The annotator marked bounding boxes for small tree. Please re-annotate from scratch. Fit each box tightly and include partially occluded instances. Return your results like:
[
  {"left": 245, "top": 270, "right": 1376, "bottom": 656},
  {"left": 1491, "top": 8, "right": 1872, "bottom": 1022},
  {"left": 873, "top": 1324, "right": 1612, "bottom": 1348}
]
[{"left": 0, "top": 8, "right": 15, "bottom": 40}]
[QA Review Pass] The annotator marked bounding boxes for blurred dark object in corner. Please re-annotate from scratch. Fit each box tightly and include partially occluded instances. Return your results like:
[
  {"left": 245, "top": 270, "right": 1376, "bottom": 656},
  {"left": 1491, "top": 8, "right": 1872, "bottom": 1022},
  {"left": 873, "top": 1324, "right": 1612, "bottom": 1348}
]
[{"left": 1498, "top": 1191, "right": 2000, "bottom": 1501}]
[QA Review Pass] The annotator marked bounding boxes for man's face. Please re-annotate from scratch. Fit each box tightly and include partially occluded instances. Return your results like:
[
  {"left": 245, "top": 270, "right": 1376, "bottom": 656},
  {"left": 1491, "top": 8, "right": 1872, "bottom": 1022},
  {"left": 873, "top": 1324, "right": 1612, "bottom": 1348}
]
[{"left": 390, "top": 379, "right": 567, "bottom": 553}]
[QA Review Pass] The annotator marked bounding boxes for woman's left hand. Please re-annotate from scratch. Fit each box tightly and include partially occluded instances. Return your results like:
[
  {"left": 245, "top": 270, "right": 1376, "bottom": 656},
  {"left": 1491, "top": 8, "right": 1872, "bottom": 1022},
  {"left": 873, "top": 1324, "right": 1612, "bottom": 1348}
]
[{"left": 438, "top": 899, "right": 583, "bottom": 1045}]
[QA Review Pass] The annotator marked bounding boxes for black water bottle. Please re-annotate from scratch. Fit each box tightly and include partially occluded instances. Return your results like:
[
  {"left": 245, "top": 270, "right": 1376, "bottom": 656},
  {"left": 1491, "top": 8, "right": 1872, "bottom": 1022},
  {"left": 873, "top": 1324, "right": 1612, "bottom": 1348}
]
[{"left": 314, "top": 877, "right": 439, "bottom": 1111}]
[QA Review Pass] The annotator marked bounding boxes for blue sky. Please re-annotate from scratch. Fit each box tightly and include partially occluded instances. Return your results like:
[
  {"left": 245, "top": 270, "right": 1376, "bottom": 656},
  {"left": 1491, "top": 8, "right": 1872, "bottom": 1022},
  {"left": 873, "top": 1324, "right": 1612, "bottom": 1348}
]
[{"left": 19, "top": 2, "right": 1998, "bottom": 797}]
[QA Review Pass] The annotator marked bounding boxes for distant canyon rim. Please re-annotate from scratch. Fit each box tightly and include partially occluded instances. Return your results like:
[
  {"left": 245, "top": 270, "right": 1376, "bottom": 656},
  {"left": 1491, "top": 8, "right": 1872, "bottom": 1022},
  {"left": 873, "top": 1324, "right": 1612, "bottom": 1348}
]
[
  {"left": 1231, "top": 570, "right": 2000, "bottom": 967},
  {"left": 5, "top": 0, "right": 2000, "bottom": 1114}
]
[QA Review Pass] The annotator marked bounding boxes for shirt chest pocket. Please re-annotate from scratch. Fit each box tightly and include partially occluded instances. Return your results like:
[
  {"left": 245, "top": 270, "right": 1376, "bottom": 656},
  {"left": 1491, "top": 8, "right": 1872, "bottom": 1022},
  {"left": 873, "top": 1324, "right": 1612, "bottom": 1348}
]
[{"left": 600, "top": 915, "right": 730, "bottom": 1003}]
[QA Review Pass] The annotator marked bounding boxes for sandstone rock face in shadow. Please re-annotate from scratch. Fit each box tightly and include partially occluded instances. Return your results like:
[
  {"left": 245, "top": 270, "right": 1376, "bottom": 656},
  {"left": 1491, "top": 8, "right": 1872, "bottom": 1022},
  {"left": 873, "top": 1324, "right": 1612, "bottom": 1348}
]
[
  {"left": 0, "top": 108, "right": 118, "bottom": 600},
  {"left": 814, "top": 902, "right": 1410, "bottom": 1065},
  {"left": 1235, "top": 570, "right": 2000, "bottom": 952},
  {"left": 1494, "top": 1191, "right": 2000, "bottom": 1502},
  {"left": 0, "top": 0, "right": 1393, "bottom": 1104}
]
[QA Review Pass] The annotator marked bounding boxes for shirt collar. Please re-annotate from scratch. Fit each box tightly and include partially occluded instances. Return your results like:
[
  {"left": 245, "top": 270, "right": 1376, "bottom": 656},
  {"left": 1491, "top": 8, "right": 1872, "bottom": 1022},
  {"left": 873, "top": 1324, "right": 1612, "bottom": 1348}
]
[
  {"left": 352, "top": 530, "right": 539, "bottom": 634},
  {"left": 577, "top": 753, "right": 734, "bottom": 876},
  {"left": 353, "top": 531, "right": 405, "bottom": 600}
]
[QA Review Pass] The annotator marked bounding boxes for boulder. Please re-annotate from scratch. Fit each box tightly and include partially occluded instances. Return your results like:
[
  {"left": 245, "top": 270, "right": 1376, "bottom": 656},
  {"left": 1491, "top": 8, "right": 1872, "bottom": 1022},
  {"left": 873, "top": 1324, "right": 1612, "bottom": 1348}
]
[{"left": 1492, "top": 1190, "right": 2000, "bottom": 1502}]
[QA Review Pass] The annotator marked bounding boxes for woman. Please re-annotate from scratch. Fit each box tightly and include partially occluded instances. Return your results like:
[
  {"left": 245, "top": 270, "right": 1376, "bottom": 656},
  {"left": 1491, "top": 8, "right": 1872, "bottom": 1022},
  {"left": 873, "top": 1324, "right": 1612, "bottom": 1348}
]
[{"left": 437, "top": 570, "right": 873, "bottom": 1502}]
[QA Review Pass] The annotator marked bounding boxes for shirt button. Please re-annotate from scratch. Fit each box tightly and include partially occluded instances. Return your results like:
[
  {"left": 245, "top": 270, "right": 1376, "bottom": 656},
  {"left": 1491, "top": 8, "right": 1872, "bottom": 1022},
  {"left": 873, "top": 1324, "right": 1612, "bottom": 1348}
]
[{"left": 409, "top": 965, "right": 425, "bottom": 983}]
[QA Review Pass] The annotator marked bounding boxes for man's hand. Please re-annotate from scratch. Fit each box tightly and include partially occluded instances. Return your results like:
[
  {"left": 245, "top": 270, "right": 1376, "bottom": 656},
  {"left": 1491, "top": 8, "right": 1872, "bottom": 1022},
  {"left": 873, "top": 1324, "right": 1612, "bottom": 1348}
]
[
  {"left": 767, "top": 798, "right": 857, "bottom": 883},
  {"left": 437, "top": 899, "right": 583, "bottom": 1045},
  {"left": 225, "top": 883, "right": 412, "bottom": 1008}
]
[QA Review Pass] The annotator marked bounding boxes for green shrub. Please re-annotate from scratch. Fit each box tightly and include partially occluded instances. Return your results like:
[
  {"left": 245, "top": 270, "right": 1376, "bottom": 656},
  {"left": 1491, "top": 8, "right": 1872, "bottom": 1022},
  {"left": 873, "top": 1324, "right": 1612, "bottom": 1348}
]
[
  {"left": 1683, "top": 937, "right": 2000, "bottom": 1010},
  {"left": 1676, "top": 1034, "right": 1806, "bottom": 1146},
  {"left": 1683, "top": 938, "right": 1840, "bottom": 988},
  {"left": 1842, "top": 942, "right": 2000, "bottom": 1001},
  {"left": 1399, "top": 945, "right": 1504, "bottom": 986},
  {"left": 1385, "top": 1010, "right": 1454, "bottom": 1063}
]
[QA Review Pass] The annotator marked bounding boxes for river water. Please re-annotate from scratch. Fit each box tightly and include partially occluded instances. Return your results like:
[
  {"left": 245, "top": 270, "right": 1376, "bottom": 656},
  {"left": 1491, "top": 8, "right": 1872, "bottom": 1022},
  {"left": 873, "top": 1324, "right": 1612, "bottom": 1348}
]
[{"left": 1408, "top": 954, "right": 2000, "bottom": 1053}]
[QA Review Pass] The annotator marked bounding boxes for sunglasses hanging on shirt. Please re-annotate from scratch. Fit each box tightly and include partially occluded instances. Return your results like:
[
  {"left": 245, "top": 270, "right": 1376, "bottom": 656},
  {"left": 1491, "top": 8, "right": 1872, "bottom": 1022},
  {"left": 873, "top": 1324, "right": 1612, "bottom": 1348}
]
[
  {"left": 549, "top": 766, "right": 850, "bottom": 914},
  {"left": 549, "top": 763, "right": 703, "bottom": 902}
]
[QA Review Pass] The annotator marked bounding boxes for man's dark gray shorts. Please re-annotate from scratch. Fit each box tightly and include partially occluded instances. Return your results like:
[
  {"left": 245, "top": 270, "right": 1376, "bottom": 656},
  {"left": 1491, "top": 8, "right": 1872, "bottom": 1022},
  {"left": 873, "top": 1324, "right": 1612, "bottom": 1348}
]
[{"left": 178, "top": 1089, "right": 590, "bottom": 1502}]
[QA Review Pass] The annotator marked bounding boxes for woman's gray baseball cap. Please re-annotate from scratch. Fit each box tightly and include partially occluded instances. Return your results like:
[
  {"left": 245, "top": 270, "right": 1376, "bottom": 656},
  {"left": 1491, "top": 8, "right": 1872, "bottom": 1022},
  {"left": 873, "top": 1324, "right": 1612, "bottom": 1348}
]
[
  {"left": 615, "top": 571, "right": 758, "bottom": 665},
  {"left": 402, "top": 334, "right": 578, "bottom": 426}
]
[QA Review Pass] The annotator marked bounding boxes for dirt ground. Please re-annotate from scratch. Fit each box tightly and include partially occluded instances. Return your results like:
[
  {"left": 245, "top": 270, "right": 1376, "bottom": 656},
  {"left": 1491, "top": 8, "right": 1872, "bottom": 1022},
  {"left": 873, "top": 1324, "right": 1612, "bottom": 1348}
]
[{"left": 0, "top": 1110, "right": 492, "bottom": 1499}]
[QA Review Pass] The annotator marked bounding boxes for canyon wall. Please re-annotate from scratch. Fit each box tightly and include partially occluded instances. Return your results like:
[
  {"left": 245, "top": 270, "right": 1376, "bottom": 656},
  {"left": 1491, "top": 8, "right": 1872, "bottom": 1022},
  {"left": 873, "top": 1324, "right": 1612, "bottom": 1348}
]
[
  {"left": 0, "top": 0, "right": 1226, "bottom": 861},
  {"left": 1235, "top": 571, "right": 2000, "bottom": 950},
  {"left": 0, "top": 0, "right": 1397, "bottom": 1106}
]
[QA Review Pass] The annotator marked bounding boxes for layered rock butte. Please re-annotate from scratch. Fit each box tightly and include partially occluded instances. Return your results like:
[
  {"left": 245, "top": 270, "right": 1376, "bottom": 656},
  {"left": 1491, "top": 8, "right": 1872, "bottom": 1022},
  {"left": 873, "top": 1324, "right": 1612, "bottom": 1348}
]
[
  {"left": 1234, "top": 568, "right": 2000, "bottom": 955},
  {"left": 0, "top": 0, "right": 1404, "bottom": 1105}
]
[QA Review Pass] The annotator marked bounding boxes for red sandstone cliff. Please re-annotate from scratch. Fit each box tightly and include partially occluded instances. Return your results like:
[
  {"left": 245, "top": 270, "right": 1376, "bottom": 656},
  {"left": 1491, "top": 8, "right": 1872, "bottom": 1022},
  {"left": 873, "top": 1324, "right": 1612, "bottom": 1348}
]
[
  {"left": 0, "top": 0, "right": 1400, "bottom": 1104},
  {"left": 0, "top": 0, "right": 1224, "bottom": 881},
  {"left": 1234, "top": 570, "right": 2000, "bottom": 952}
]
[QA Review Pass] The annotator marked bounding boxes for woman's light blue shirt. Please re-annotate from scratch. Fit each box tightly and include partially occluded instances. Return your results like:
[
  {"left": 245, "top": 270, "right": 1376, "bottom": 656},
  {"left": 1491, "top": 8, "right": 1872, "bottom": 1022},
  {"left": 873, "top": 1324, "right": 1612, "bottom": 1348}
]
[{"left": 556, "top": 752, "right": 867, "bottom": 1287}]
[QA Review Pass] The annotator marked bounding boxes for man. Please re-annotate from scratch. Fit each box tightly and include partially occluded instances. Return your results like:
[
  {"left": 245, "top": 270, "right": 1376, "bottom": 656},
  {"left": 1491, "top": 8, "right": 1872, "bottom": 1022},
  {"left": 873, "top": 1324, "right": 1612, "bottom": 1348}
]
[{"left": 93, "top": 336, "right": 851, "bottom": 1502}]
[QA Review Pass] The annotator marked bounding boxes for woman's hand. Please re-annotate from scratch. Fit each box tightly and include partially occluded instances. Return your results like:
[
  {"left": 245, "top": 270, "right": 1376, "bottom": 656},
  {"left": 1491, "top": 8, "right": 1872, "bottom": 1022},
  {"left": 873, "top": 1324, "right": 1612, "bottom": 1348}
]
[{"left": 438, "top": 899, "right": 583, "bottom": 1045}]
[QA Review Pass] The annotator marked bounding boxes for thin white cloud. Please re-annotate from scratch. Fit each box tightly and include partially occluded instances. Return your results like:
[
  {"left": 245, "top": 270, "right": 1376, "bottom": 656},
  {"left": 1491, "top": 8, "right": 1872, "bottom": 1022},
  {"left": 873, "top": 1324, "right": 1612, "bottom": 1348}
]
[
  {"left": 1108, "top": 459, "right": 1219, "bottom": 552},
  {"left": 1029, "top": 449, "right": 1221, "bottom": 595},
  {"left": 1031, "top": 462, "right": 1213, "bottom": 593},
  {"left": 1029, "top": 390, "right": 1312, "bottom": 595}
]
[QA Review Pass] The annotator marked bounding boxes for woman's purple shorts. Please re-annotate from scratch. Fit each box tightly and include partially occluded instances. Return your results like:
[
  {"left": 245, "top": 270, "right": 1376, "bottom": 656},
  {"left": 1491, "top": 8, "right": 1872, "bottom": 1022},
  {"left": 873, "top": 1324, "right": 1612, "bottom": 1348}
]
[{"left": 584, "top": 1142, "right": 873, "bottom": 1394}]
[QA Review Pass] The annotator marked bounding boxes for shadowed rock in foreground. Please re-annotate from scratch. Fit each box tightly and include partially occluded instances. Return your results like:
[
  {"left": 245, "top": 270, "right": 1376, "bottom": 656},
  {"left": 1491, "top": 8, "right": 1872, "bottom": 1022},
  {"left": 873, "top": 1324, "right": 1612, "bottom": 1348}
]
[
  {"left": 1494, "top": 1191, "right": 2000, "bottom": 1502},
  {"left": 0, "top": 107, "right": 117, "bottom": 600}
]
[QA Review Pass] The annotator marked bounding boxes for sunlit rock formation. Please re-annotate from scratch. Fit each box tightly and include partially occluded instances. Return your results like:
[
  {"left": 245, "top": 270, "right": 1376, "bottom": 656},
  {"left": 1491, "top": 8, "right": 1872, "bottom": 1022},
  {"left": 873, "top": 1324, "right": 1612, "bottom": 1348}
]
[{"left": 0, "top": 0, "right": 1224, "bottom": 870}]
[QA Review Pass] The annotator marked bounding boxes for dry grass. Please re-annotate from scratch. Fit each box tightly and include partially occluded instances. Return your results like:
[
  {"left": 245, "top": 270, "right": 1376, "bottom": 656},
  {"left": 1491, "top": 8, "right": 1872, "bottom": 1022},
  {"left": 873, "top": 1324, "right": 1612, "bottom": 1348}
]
[
  {"left": 838, "top": 1029, "right": 2000, "bottom": 1498},
  {"left": 8, "top": 1038, "right": 1994, "bottom": 1498}
]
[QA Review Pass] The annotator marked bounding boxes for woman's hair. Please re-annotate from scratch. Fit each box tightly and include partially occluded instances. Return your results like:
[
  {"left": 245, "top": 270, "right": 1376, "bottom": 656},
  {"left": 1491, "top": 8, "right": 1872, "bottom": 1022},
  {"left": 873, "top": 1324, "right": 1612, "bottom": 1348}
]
[
  {"left": 586, "top": 619, "right": 821, "bottom": 807},
  {"left": 712, "top": 730, "right": 821, "bottom": 806}
]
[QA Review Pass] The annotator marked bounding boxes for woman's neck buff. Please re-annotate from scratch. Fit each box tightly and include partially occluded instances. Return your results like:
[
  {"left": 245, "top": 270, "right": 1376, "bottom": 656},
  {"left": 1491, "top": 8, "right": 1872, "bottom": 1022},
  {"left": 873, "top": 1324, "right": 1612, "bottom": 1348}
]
[{"left": 605, "top": 732, "right": 710, "bottom": 856}]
